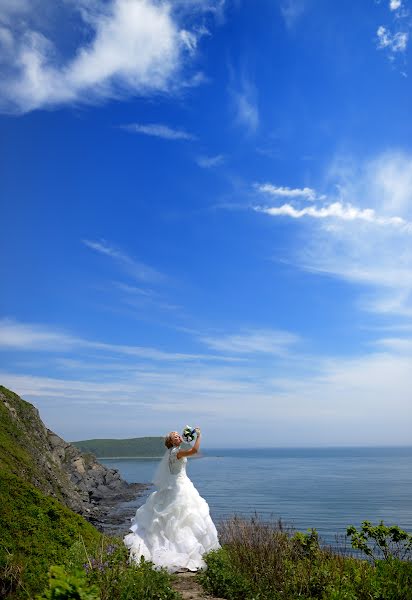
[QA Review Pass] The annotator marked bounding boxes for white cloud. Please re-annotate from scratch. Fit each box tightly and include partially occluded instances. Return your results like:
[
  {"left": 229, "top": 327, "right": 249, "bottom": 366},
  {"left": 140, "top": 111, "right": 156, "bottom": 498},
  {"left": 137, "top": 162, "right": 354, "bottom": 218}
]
[
  {"left": 254, "top": 151, "right": 412, "bottom": 316},
  {"left": 0, "top": 0, "right": 206, "bottom": 114},
  {"left": 2, "top": 341, "right": 411, "bottom": 445},
  {"left": 83, "top": 239, "right": 166, "bottom": 283},
  {"left": 0, "top": 0, "right": 31, "bottom": 22},
  {"left": 0, "top": 318, "right": 241, "bottom": 363},
  {"left": 200, "top": 329, "right": 300, "bottom": 355},
  {"left": 0, "top": 319, "right": 78, "bottom": 351},
  {"left": 254, "top": 201, "right": 412, "bottom": 230},
  {"left": 364, "top": 151, "right": 412, "bottom": 214},
  {"left": 280, "top": 0, "right": 307, "bottom": 28},
  {"left": 179, "top": 29, "right": 198, "bottom": 54},
  {"left": 114, "top": 281, "right": 181, "bottom": 312},
  {"left": 377, "top": 26, "right": 408, "bottom": 52},
  {"left": 196, "top": 154, "right": 225, "bottom": 168},
  {"left": 121, "top": 122, "right": 196, "bottom": 140},
  {"left": 390, "top": 0, "right": 402, "bottom": 11},
  {"left": 375, "top": 336, "right": 412, "bottom": 352},
  {"left": 256, "top": 183, "right": 316, "bottom": 201},
  {"left": 229, "top": 74, "right": 259, "bottom": 133}
]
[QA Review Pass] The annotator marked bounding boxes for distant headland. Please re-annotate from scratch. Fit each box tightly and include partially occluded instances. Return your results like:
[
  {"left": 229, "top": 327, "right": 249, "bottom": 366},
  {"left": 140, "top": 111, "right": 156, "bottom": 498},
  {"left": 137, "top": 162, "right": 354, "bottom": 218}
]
[{"left": 71, "top": 436, "right": 165, "bottom": 458}]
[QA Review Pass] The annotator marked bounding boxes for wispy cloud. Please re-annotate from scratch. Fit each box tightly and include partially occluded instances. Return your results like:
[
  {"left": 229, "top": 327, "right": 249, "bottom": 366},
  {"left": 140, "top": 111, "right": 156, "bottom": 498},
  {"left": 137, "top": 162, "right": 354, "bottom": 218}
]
[
  {"left": 375, "top": 336, "right": 412, "bottom": 352},
  {"left": 0, "top": 318, "right": 240, "bottom": 363},
  {"left": 2, "top": 339, "right": 411, "bottom": 445},
  {"left": 200, "top": 329, "right": 300, "bottom": 355},
  {"left": 254, "top": 201, "right": 412, "bottom": 230},
  {"left": 121, "top": 123, "right": 196, "bottom": 141},
  {"left": 256, "top": 183, "right": 317, "bottom": 201},
  {"left": 229, "top": 71, "right": 259, "bottom": 134},
  {"left": 280, "top": 0, "right": 307, "bottom": 28},
  {"left": 113, "top": 281, "right": 181, "bottom": 312},
  {"left": 253, "top": 151, "right": 412, "bottom": 316},
  {"left": 196, "top": 154, "right": 225, "bottom": 168},
  {"left": 83, "top": 239, "right": 165, "bottom": 284},
  {"left": 0, "top": 0, "right": 208, "bottom": 114}
]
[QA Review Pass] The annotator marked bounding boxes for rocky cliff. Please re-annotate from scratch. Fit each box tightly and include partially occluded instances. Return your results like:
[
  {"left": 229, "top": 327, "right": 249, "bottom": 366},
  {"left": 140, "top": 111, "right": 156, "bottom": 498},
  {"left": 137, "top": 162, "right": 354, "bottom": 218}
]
[{"left": 0, "top": 386, "right": 144, "bottom": 524}]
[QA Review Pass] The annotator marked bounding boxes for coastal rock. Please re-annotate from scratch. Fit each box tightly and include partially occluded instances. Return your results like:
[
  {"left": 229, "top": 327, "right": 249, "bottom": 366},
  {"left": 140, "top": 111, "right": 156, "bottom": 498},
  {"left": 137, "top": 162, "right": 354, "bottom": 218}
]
[{"left": 0, "top": 386, "right": 146, "bottom": 526}]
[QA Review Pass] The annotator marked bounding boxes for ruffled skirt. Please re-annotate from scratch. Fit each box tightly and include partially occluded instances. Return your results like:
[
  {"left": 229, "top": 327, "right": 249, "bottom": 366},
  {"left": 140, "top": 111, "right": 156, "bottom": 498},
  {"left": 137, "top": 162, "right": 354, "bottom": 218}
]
[{"left": 124, "top": 474, "right": 220, "bottom": 572}]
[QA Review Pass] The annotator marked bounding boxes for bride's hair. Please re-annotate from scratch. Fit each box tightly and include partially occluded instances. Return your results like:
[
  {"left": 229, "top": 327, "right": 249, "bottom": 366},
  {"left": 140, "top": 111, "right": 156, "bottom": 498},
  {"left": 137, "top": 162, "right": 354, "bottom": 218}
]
[
  {"left": 165, "top": 431, "right": 181, "bottom": 449},
  {"left": 164, "top": 433, "right": 174, "bottom": 449}
]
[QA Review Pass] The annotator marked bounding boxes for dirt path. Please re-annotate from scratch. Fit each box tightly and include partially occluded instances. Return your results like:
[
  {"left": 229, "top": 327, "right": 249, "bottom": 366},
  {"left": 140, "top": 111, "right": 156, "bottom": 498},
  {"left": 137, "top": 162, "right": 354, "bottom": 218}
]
[{"left": 172, "top": 572, "right": 226, "bottom": 600}]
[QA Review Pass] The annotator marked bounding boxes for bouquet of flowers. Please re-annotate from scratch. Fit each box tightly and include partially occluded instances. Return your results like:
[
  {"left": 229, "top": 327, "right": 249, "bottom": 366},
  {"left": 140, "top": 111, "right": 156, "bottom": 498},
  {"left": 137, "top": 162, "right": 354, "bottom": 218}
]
[{"left": 182, "top": 425, "right": 197, "bottom": 442}]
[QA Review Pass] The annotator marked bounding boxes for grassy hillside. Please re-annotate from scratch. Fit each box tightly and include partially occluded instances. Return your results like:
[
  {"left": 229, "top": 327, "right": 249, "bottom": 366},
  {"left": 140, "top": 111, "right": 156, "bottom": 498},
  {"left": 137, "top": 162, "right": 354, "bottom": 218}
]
[
  {"left": 0, "top": 470, "right": 102, "bottom": 598},
  {"left": 0, "top": 386, "right": 140, "bottom": 516},
  {"left": 0, "top": 386, "right": 180, "bottom": 599},
  {"left": 0, "top": 385, "right": 65, "bottom": 497},
  {"left": 0, "top": 388, "right": 103, "bottom": 596},
  {"left": 72, "top": 436, "right": 165, "bottom": 457},
  {"left": 0, "top": 471, "right": 180, "bottom": 600}
]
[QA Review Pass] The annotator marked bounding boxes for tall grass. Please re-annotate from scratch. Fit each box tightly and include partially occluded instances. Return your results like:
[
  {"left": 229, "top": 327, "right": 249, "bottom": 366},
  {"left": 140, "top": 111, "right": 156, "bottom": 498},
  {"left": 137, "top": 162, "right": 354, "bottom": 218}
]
[
  {"left": 199, "top": 516, "right": 412, "bottom": 600},
  {"left": 0, "top": 471, "right": 181, "bottom": 599}
]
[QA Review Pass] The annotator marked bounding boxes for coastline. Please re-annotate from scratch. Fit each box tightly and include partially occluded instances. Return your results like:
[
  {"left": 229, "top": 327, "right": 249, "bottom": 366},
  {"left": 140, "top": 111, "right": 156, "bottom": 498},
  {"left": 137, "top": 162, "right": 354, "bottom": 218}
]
[
  {"left": 98, "top": 456, "right": 163, "bottom": 459},
  {"left": 89, "top": 481, "right": 152, "bottom": 536}
]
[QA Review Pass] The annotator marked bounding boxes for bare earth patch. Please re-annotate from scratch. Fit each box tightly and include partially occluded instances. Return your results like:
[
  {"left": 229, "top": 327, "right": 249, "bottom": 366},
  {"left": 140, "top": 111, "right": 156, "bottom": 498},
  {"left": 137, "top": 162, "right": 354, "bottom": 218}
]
[{"left": 172, "top": 572, "right": 226, "bottom": 600}]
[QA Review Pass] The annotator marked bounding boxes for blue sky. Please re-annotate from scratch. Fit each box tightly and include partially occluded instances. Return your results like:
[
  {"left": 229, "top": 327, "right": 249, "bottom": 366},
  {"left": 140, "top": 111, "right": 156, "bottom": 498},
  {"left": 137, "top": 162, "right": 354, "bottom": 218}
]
[{"left": 0, "top": 0, "right": 411, "bottom": 447}]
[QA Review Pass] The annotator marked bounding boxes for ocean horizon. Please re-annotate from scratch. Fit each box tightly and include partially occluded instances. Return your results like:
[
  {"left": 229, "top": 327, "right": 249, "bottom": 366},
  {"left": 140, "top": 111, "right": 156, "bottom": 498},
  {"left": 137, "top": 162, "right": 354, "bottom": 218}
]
[{"left": 94, "top": 445, "right": 412, "bottom": 458}]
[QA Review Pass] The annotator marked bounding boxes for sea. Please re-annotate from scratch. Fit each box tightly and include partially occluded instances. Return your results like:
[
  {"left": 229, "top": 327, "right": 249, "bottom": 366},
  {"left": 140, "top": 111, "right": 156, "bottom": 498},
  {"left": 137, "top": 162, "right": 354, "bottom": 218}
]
[{"left": 100, "top": 446, "right": 412, "bottom": 546}]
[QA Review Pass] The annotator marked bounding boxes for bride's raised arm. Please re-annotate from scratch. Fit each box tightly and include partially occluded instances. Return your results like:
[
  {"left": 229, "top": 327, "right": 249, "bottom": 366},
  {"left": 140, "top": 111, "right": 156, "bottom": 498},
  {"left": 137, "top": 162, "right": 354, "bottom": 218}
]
[{"left": 177, "top": 427, "right": 201, "bottom": 459}]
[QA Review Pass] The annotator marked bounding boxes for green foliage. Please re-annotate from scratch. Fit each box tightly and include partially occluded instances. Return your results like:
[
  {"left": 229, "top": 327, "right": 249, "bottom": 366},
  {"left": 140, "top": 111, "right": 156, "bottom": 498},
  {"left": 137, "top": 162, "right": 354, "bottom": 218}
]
[
  {"left": 199, "top": 548, "right": 252, "bottom": 600},
  {"left": 46, "top": 538, "right": 181, "bottom": 600},
  {"left": 0, "top": 386, "right": 45, "bottom": 481},
  {"left": 347, "top": 520, "right": 412, "bottom": 562},
  {"left": 0, "top": 386, "right": 73, "bottom": 505},
  {"left": 71, "top": 437, "right": 165, "bottom": 458},
  {"left": 373, "top": 558, "right": 412, "bottom": 600},
  {"left": 0, "top": 471, "right": 101, "bottom": 598},
  {"left": 65, "top": 536, "right": 181, "bottom": 600},
  {"left": 292, "top": 528, "right": 321, "bottom": 557},
  {"left": 36, "top": 566, "right": 99, "bottom": 600},
  {"left": 200, "top": 517, "right": 412, "bottom": 600},
  {"left": 0, "top": 472, "right": 181, "bottom": 599}
]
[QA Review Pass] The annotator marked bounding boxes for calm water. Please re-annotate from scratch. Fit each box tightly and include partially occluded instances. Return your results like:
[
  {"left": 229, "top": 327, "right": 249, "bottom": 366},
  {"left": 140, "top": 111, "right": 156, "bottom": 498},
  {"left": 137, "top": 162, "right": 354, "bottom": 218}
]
[{"left": 101, "top": 447, "right": 412, "bottom": 545}]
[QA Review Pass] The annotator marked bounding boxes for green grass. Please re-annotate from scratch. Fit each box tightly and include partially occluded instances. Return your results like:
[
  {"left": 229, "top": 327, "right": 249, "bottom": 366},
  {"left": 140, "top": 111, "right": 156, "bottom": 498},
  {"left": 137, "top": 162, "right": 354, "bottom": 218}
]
[
  {"left": 0, "top": 386, "right": 181, "bottom": 599},
  {"left": 0, "top": 386, "right": 68, "bottom": 502},
  {"left": 55, "top": 539, "right": 181, "bottom": 600},
  {"left": 0, "top": 386, "right": 44, "bottom": 479},
  {"left": 0, "top": 471, "right": 181, "bottom": 599},
  {"left": 0, "top": 470, "right": 102, "bottom": 598}
]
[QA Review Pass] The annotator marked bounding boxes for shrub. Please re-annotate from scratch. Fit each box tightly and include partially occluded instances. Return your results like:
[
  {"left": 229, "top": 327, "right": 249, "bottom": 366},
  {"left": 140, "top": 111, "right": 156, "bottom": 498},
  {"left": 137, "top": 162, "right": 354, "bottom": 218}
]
[
  {"left": 346, "top": 520, "right": 412, "bottom": 562},
  {"left": 199, "top": 548, "right": 252, "bottom": 600},
  {"left": 36, "top": 566, "right": 99, "bottom": 600},
  {"left": 200, "top": 516, "right": 412, "bottom": 600},
  {"left": 62, "top": 536, "right": 181, "bottom": 600}
]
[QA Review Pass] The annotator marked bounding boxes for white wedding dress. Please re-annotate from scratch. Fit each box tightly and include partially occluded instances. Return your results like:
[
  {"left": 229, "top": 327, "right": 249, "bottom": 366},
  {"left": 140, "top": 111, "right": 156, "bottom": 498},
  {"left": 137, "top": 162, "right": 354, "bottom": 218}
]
[{"left": 124, "top": 447, "right": 220, "bottom": 572}]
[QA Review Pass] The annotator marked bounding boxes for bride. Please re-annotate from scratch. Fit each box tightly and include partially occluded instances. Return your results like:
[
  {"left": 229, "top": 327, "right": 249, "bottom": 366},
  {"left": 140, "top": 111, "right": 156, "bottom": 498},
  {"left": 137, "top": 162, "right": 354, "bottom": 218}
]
[{"left": 124, "top": 427, "right": 220, "bottom": 572}]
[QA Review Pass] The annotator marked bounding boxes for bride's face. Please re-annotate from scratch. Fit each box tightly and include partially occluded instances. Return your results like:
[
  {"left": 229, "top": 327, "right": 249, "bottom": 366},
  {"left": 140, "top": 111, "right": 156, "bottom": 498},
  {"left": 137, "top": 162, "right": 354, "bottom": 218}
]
[{"left": 170, "top": 431, "right": 182, "bottom": 446}]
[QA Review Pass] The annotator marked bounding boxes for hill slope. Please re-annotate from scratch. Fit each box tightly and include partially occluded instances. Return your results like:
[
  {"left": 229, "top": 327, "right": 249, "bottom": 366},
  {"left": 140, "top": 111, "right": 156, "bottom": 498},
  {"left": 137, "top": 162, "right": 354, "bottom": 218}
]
[
  {"left": 0, "top": 385, "right": 139, "bottom": 517},
  {"left": 0, "top": 471, "right": 101, "bottom": 598},
  {"left": 72, "top": 436, "right": 165, "bottom": 457}
]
